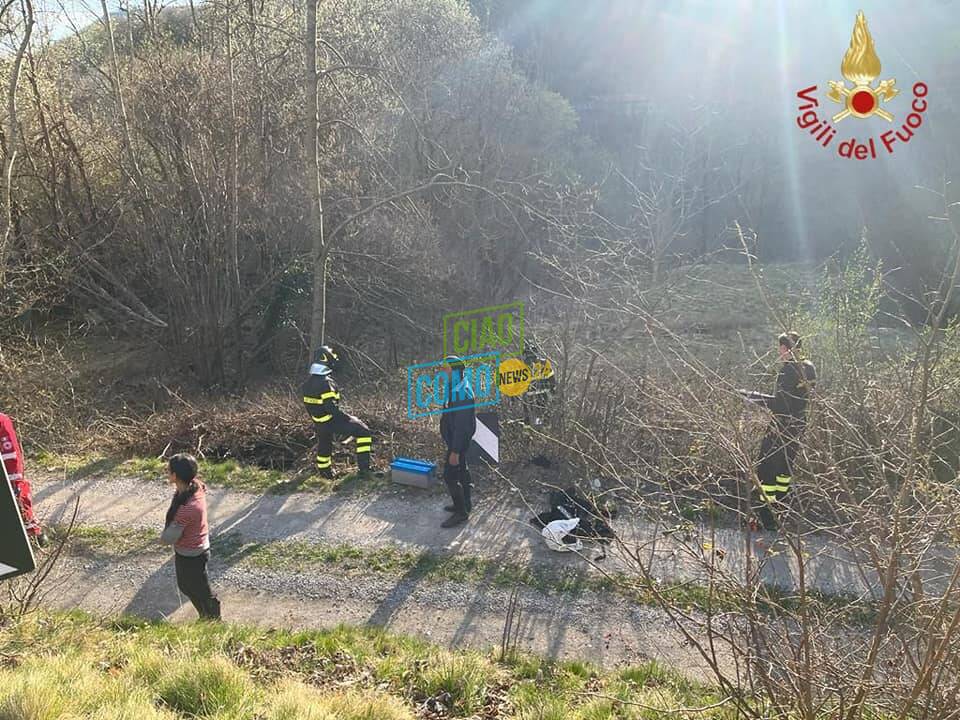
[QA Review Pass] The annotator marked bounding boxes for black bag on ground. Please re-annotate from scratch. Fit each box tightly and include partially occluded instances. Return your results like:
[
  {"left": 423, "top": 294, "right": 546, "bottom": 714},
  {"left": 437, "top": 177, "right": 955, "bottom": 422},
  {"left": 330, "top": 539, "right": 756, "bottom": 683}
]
[{"left": 529, "top": 487, "right": 615, "bottom": 544}]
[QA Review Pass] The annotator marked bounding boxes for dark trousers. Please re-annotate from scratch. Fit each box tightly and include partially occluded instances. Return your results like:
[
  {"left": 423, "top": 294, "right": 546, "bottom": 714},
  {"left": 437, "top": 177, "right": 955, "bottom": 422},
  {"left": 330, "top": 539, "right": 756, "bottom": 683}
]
[
  {"left": 314, "top": 414, "right": 373, "bottom": 474},
  {"left": 444, "top": 458, "right": 472, "bottom": 515},
  {"left": 175, "top": 551, "right": 221, "bottom": 620},
  {"left": 756, "top": 427, "right": 799, "bottom": 504},
  {"left": 522, "top": 389, "right": 552, "bottom": 426}
]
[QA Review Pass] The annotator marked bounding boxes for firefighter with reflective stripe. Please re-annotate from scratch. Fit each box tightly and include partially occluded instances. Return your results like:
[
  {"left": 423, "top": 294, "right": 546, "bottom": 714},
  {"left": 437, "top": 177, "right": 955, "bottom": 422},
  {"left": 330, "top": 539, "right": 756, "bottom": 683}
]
[
  {"left": 740, "top": 332, "right": 817, "bottom": 528},
  {"left": 301, "top": 345, "right": 374, "bottom": 479},
  {"left": 521, "top": 342, "right": 556, "bottom": 427},
  {"left": 0, "top": 412, "right": 47, "bottom": 546}
]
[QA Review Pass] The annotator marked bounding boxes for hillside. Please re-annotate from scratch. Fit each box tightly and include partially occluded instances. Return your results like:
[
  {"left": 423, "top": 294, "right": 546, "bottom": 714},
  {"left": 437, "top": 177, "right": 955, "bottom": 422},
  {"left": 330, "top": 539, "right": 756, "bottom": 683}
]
[{"left": 4, "top": 0, "right": 960, "bottom": 716}]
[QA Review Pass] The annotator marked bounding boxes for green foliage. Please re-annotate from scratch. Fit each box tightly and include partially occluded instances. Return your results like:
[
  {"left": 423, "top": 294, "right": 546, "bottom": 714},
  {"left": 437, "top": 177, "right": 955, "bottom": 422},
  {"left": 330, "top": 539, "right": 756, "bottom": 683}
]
[
  {"left": 510, "top": 684, "right": 571, "bottom": 720},
  {"left": 267, "top": 683, "right": 414, "bottom": 720},
  {"left": 418, "top": 653, "right": 491, "bottom": 714},
  {"left": 798, "top": 239, "right": 885, "bottom": 384},
  {"left": 35, "top": 453, "right": 287, "bottom": 493},
  {"left": 0, "top": 652, "right": 175, "bottom": 720}
]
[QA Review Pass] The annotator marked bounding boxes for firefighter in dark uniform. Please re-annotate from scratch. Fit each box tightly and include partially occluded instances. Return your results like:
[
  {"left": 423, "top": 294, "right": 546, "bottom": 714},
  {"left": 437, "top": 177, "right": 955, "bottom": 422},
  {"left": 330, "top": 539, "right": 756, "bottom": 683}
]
[
  {"left": 521, "top": 342, "right": 556, "bottom": 427},
  {"left": 302, "top": 345, "right": 374, "bottom": 479},
  {"left": 439, "top": 355, "right": 477, "bottom": 528},
  {"left": 740, "top": 332, "right": 817, "bottom": 527}
]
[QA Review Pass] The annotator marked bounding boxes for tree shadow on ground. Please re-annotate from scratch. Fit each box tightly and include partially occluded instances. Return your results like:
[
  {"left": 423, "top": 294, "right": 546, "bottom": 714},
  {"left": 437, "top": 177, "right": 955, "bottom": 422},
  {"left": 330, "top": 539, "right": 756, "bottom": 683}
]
[
  {"left": 119, "top": 491, "right": 299, "bottom": 619},
  {"left": 31, "top": 457, "right": 126, "bottom": 505},
  {"left": 365, "top": 553, "right": 437, "bottom": 628}
]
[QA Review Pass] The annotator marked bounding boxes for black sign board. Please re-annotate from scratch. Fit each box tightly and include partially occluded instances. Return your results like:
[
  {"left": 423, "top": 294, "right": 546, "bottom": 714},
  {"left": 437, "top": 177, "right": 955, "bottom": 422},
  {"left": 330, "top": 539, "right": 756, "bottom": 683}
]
[{"left": 0, "top": 461, "right": 36, "bottom": 581}]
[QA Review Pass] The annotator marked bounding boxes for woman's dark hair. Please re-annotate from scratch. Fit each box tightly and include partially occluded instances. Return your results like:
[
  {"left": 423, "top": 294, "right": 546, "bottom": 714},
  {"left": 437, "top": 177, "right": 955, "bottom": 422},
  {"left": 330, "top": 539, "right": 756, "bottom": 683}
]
[
  {"left": 165, "top": 454, "right": 201, "bottom": 528},
  {"left": 778, "top": 331, "right": 802, "bottom": 351},
  {"left": 169, "top": 453, "right": 198, "bottom": 483}
]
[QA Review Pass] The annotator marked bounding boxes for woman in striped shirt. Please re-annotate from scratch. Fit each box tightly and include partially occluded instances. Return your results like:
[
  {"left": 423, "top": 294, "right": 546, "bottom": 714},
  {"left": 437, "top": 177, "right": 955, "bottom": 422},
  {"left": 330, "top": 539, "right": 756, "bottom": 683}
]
[{"left": 160, "top": 453, "right": 221, "bottom": 620}]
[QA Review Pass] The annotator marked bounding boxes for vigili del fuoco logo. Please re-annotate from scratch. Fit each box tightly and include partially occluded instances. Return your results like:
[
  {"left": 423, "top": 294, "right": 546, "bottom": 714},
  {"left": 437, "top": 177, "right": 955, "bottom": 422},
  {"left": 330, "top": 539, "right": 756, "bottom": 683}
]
[{"left": 794, "top": 10, "right": 929, "bottom": 159}]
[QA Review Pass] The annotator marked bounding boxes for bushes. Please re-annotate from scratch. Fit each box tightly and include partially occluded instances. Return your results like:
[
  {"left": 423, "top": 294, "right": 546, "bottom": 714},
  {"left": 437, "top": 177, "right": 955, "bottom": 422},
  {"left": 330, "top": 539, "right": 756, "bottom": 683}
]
[{"left": 105, "top": 383, "right": 440, "bottom": 473}]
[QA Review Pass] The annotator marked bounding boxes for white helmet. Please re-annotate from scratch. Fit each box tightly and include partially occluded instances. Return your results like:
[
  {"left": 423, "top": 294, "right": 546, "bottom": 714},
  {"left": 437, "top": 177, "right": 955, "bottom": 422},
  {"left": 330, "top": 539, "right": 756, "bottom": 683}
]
[{"left": 541, "top": 518, "right": 583, "bottom": 552}]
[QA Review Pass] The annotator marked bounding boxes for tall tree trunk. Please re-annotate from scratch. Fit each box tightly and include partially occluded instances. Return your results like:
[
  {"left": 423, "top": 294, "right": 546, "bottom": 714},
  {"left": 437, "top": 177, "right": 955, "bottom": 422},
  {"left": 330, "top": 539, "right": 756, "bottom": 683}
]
[
  {"left": 1, "top": 0, "right": 34, "bottom": 286},
  {"left": 226, "top": 6, "right": 243, "bottom": 382},
  {"left": 100, "top": 0, "right": 143, "bottom": 188},
  {"left": 304, "top": 0, "right": 327, "bottom": 354}
]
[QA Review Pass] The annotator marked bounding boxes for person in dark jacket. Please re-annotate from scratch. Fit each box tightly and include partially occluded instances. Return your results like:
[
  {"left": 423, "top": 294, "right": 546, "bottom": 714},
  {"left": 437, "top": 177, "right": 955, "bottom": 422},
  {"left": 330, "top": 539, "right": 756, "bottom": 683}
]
[
  {"left": 160, "top": 453, "right": 221, "bottom": 620},
  {"left": 302, "top": 345, "right": 374, "bottom": 479},
  {"left": 439, "top": 355, "right": 477, "bottom": 528},
  {"left": 740, "top": 332, "right": 817, "bottom": 525}
]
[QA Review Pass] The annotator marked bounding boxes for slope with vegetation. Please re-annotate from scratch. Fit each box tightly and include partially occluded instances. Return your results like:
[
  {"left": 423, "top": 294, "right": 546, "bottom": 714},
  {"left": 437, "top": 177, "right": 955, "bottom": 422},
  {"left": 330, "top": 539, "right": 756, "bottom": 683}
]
[
  {"left": 4, "top": 0, "right": 960, "bottom": 718},
  {"left": 0, "top": 611, "right": 729, "bottom": 719}
]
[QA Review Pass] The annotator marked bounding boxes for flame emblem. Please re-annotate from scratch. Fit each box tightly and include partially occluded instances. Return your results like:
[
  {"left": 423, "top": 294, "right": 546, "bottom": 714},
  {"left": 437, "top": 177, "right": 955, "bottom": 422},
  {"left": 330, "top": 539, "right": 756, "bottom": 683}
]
[{"left": 826, "top": 11, "right": 898, "bottom": 122}]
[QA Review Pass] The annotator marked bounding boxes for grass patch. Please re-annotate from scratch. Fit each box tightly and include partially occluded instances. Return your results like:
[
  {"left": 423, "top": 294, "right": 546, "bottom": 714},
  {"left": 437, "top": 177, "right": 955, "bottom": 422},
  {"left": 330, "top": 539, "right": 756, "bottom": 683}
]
[
  {"left": 32, "top": 452, "right": 392, "bottom": 495},
  {"left": 68, "top": 524, "right": 159, "bottom": 555},
  {"left": 156, "top": 655, "right": 257, "bottom": 717},
  {"left": 0, "top": 610, "right": 728, "bottom": 719}
]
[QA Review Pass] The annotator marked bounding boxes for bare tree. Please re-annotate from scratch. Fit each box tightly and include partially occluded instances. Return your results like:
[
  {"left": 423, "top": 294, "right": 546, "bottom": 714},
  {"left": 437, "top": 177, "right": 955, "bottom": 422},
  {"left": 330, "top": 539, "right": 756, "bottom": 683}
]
[
  {"left": 304, "top": 0, "right": 326, "bottom": 353},
  {"left": 0, "top": 0, "right": 33, "bottom": 286},
  {"left": 518, "top": 179, "right": 960, "bottom": 719}
]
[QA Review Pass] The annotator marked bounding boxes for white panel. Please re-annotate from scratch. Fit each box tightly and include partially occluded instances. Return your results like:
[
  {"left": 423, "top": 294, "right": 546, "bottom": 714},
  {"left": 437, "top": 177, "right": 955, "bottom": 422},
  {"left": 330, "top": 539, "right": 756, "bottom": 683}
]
[{"left": 472, "top": 417, "right": 499, "bottom": 463}]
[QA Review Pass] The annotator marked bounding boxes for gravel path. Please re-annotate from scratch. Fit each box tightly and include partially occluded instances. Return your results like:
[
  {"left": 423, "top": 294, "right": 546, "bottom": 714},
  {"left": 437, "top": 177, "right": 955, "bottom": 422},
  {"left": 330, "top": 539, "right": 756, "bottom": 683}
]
[
  {"left": 40, "top": 546, "right": 728, "bottom": 678},
  {"left": 31, "top": 469, "right": 886, "bottom": 596},
  {"left": 22, "top": 468, "right": 762, "bottom": 676},
  {"left": 32, "top": 466, "right": 954, "bottom": 680}
]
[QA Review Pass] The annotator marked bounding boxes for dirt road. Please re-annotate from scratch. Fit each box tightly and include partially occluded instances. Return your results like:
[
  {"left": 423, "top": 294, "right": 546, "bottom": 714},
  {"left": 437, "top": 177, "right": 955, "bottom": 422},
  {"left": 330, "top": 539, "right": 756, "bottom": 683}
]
[
  {"left": 24, "top": 467, "right": 893, "bottom": 677},
  {"left": 31, "top": 470, "right": 880, "bottom": 595}
]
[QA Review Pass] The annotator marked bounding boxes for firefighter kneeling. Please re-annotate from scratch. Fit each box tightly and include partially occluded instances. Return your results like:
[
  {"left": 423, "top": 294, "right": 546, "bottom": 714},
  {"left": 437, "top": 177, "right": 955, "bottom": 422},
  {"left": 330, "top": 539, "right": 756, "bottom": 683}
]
[{"left": 302, "top": 345, "right": 375, "bottom": 479}]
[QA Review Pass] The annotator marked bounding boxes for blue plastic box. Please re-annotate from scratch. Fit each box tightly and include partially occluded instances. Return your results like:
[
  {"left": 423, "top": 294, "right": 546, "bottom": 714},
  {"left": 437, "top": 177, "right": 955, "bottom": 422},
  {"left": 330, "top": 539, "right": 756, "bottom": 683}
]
[{"left": 390, "top": 457, "right": 438, "bottom": 489}]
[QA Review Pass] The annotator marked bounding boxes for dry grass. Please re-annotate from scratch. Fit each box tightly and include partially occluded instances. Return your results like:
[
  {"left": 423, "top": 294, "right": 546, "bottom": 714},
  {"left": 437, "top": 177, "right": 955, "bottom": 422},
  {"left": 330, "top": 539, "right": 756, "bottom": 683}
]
[
  {"left": 102, "top": 381, "right": 442, "bottom": 473},
  {"left": 0, "top": 611, "right": 733, "bottom": 720}
]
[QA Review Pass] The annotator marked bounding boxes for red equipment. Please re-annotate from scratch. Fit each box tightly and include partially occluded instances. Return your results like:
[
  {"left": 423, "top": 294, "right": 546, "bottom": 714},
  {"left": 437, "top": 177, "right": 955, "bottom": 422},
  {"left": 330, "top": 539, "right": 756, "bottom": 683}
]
[{"left": 0, "top": 413, "right": 44, "bottom": 544}]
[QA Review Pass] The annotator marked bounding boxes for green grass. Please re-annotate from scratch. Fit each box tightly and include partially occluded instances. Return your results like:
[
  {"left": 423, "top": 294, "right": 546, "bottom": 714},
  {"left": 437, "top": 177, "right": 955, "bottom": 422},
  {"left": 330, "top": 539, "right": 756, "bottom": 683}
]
[
  {"left": 0, "top": 610, "right": 731, "bottom": 720},
  {"left": 31, "top": 452, "right": 391, "bottom": 495}
]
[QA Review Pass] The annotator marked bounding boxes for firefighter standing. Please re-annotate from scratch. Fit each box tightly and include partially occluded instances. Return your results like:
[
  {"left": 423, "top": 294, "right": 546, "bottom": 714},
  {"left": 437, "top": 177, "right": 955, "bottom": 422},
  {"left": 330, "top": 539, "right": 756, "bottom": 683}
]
[
  {"left": 521, "top": 342, "right": 556, "bottom": 427},
  {"left": 740, "top": 332, "right": 817, "bottom": 526},
  {"left": 302, "top": 345, "right": 374, "bottom": 479},
  {"left": 1, "top": 412, "right": 47, "bottom": 546},
  {"left": 439, "top": 355, "right": 477, "bottom": 528}
]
